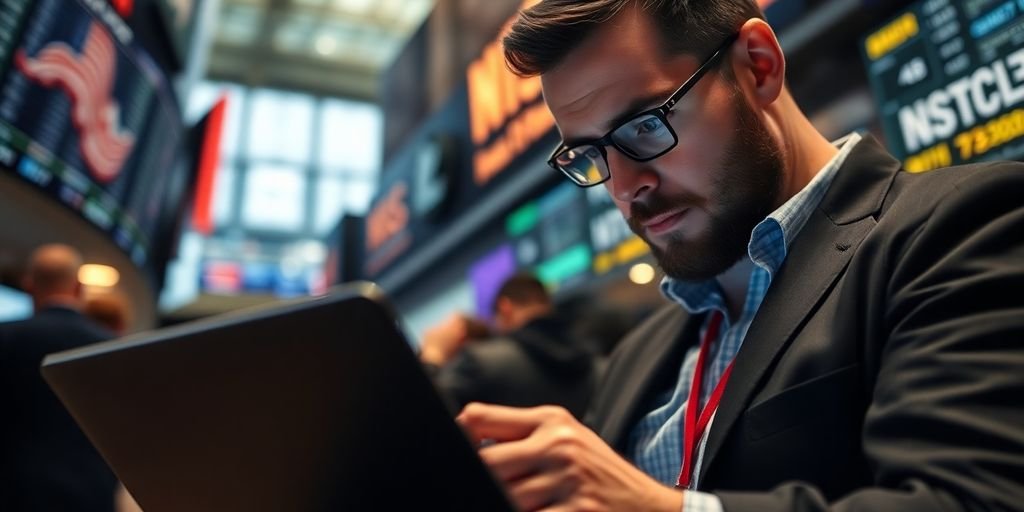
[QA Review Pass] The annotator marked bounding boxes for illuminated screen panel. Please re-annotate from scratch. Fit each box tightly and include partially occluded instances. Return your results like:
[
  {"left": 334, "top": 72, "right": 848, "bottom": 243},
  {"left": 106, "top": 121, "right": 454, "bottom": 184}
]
[
  {"left": 0, "top": 0, "right": 184, "bottom": 267},
  {"left": 469, "top": 243, "right": 517, "bottom": 320},
  {"left": 0, "top": 285, "right": 32, "bottom": 322},
  {"left": 503, "top": 182, "right": 593, "bottom": 293},
  {"left": 862, "top": 0, "right": 1024, "bottom": 172}
]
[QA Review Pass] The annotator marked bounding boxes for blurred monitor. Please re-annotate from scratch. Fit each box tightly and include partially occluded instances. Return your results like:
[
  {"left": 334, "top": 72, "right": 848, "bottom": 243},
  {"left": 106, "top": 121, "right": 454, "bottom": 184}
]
[
  {"left": 861, "top": 0, "right": 1024, "bottom": 170},
  {"left": 0, "top": 0, "right": 186, "bottom": 276},
  {"left": 468, "top": 243, "right": 517, "bottom": 321},
  {"left": 0, "top": 285, "right": 32, "bottom": 323}
]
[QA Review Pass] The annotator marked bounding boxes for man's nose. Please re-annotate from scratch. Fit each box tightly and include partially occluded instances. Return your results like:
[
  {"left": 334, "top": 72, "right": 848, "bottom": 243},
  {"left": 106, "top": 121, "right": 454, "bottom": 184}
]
[{"left": 604, "top": 148, "right": 658, "bottom": 202}]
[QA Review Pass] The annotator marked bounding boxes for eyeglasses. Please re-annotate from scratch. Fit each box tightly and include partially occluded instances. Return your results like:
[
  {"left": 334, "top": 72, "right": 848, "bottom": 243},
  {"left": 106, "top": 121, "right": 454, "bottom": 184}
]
[{"left": 547, "top": 33, "right": 739, "bottom": 187}]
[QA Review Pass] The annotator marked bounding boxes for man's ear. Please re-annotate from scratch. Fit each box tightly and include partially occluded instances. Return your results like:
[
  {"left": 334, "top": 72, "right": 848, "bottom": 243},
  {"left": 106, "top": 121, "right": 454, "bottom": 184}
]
[{"left": 731, "top": 18, "right": 785, "bottom": 107}]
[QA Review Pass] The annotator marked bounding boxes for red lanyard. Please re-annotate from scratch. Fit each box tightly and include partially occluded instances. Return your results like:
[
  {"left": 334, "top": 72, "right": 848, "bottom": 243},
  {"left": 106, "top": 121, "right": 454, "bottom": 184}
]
[{"left": 676, "top": 310, "right": 734, "bottom": 489}]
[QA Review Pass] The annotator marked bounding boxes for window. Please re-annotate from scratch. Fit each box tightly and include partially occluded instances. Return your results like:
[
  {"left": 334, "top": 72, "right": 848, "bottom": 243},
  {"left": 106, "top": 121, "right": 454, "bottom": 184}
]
[
  {"left": 319, "top": 97, "right": 382, "bottom": 173},
  {"left": 342, "top": 179, "right": 374, "bottom": 214},
  {"left": 179, "top": 81, "right": 383, "bottom": 298},
  {"left": 213, "top": 165, "right": 235, "bottom": 226},
  {"left": 241, "top": 163, "right": 306, "bottom": 231},
  {"left": 247, "top": 88, "right": 315, "bottom": 163},
  {"left": 314, "top": 176, "right": 345, "bottom": 234}
]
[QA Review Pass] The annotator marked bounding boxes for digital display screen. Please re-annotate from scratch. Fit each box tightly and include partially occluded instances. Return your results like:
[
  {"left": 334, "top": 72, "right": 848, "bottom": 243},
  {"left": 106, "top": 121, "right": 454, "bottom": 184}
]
[
  {"left": 0, "top": 284, "right": 32, "bottom": 322},
  {"left": 504, "top": 182, "right": 592, "bottom": 291},
  {"left": 469, "top": 243, "right": 516, "bottom": 320},
  {"left": 862, "top": 0, "right": 1024, "bottom": 171},
  {"left": 0, "top": 0, "right": 185, "bottom": 268},
  {"left": 585, "top": 182, "right": 648, "bottom": 277}
]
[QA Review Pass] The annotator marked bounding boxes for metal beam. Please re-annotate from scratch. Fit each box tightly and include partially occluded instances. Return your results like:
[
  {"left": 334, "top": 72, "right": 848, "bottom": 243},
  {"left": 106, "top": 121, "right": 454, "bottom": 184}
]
[{"left": 207, "top": 42, "right": 381, "bottom": 101}]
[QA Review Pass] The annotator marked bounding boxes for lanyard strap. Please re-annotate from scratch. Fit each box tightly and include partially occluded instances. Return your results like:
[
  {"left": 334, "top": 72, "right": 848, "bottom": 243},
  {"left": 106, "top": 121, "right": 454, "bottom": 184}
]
[{"left": 676, "top": 311, "right": 734, "bottom": 489}]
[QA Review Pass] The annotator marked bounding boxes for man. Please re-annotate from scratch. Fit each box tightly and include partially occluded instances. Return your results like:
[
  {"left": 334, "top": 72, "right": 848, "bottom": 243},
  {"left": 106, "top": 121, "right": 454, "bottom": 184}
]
[
  {"left": 84, "top": 293, "right": 129, "bottom": 336},
  {"left": 421, "top": 274, "right": 597, "bottom": 417},
  {"left": 456, "top": 1, "right": 1024, "bottom": 511},
  {"left": 0, "top": 244, "right": 118, "bottom": 511}
]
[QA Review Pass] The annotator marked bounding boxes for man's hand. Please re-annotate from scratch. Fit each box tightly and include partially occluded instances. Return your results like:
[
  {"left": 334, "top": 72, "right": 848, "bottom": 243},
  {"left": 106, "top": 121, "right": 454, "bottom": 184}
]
[
  {"left": 419, "top": 314, "right": 474, "bottom": 365},
  {"left": 458, "top": 403, "right": 685, "bottom": 512}
]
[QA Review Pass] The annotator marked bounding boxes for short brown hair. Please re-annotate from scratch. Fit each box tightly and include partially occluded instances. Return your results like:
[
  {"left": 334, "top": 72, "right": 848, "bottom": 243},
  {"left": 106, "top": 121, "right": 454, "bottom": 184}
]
[
  {"left": 503, "top": 0, "right": 763, "bottom": 77},
  {"left": 493, "top": 273, "right": 551, "bottom": 312}
]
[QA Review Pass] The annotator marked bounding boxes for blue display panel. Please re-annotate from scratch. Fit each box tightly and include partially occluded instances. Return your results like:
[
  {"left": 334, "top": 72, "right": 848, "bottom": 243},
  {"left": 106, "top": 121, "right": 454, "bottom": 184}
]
[
  {"left": 862, "top": 0, "right": 1024, "bottom": 172},
  {"left": 0, "top": 0, "right": 184, "bottom": 268},
  {"left": 0, "top": 284, "right": 32, "bottom": 322}
]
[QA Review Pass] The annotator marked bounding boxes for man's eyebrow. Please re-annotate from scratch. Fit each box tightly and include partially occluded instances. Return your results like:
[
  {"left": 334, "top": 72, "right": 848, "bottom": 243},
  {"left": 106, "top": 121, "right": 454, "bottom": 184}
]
[{"left": 561, "top": 91, "right": 669, "bottom": 148}]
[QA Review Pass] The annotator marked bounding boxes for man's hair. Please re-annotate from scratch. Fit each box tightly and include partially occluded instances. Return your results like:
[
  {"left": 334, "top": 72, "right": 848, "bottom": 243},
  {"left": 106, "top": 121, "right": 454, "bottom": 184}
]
[
  {"left": 26, "top": 244, "right": 82, "bottom": 296},
  {"left": 503, "top": 0, "right": 764, "bottom": 77},
  {"left": 493, "top": 273, "right": 551, "bottom": 312}
]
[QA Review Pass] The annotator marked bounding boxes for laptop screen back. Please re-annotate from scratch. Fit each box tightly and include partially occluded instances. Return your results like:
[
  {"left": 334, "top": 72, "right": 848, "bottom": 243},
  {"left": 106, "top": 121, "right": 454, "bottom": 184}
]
[{"left": 41, "top": 283, "right": 514, "bottom": 511}]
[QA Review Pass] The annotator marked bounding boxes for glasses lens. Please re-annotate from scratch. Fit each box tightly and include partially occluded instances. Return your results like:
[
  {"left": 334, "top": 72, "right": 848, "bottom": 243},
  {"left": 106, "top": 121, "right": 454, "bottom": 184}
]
[
  {"left": 610, "top": 113, "right": 675, "bottom": 159},
  {"left": 554, "top": 145, "right": 608, "bottom": 186}
]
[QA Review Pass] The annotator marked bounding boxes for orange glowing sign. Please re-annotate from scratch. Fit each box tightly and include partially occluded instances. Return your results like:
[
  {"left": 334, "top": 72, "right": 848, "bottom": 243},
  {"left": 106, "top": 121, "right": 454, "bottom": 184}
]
[
  {"left": 467, "top": 0, "right": 554, "bottom": 186},
  {"left": 366, "top": 182, "right": 409, "bottom": 252}
]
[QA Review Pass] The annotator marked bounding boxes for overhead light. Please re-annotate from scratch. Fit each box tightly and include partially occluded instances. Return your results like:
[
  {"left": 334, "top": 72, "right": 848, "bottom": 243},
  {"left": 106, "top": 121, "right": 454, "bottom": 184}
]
[
  {"left": 79, "top": 264, "right": 120, "bottom": 288},
  {"left": 628, "top": 263, "right": 655, "bottom": 285},
  {"left": 315, "top": 34, "right": 338, "bottom": 55}
]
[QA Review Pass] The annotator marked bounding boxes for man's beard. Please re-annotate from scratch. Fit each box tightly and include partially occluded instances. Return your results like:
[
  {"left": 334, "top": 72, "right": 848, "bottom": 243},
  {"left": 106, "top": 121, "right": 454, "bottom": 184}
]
[{"left": 628, "top": 90, "right": 784, "bottom": 281}]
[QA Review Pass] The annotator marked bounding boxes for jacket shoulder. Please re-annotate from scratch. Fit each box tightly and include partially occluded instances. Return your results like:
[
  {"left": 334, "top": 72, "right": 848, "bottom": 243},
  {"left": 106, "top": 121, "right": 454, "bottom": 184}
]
[{"left": 888, "top": 160, "right": 1024, "bottom": 202}]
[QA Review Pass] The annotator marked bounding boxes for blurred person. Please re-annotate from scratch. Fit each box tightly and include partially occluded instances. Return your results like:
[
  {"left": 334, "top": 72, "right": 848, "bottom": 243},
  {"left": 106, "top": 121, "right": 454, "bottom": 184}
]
[
  {"left": 84, "top": 293, "right": 129, "bottom": 336},
  {"left": 418, "top": 311, "right": 494, "bottom": 367},
  {"left": 421, "top": 274, "right": 598, "bottom": 418},
  {"left": 0, "top": 244, "right": 118, "bottom": 511},
  {"left": 454, "top": 1, "right": 1024, "bottom": 511}
]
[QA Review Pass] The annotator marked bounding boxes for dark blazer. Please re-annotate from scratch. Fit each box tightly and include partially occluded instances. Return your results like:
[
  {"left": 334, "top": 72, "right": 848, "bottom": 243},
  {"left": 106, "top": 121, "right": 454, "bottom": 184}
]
[
  {"left": 0, "top": 306, "right": 118, "bottom": 512},
  {"left": 434, "top": 315, "right": 597, "bottom": 418},
  {"left": 586, "top": 136, "right": 1024, "bottom": 511}
]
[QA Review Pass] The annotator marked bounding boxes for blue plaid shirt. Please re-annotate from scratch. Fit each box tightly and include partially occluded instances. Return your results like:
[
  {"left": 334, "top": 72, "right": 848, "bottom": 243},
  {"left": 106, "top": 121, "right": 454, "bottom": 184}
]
[{"left": 627, "top": 133, "right": 862, "bottom": 512}]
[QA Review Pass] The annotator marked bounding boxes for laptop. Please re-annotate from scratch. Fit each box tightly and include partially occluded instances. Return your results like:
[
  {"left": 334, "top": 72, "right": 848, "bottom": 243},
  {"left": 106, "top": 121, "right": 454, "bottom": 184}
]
[{"left": 41, "top": 282, "right": 516, "bottom": 512}]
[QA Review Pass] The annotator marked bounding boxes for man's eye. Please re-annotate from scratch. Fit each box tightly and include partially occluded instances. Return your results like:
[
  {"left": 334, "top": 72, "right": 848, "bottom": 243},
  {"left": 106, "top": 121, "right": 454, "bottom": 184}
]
[
  {"left": 583, "top": 147, "right": 601, "bottom": 159},
  {"left": 636, "top": 117, "right": 662, "bottom": 135}
]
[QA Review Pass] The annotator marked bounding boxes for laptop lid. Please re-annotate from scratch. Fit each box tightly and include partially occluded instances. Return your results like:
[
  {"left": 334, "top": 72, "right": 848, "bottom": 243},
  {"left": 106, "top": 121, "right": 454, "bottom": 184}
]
[{"left": 41, "top": 282, "right": 514, "bottom": 511}]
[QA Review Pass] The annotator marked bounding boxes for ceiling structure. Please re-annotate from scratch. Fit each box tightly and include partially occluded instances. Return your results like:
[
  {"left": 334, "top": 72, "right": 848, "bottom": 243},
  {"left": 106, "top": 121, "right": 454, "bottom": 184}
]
[{"left": 207, "top": 0, "right": 436, "bottom": 101}]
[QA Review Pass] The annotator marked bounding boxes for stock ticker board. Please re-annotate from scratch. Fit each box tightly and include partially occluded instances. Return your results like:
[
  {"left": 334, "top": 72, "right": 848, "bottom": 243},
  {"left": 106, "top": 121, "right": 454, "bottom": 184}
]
[
  {"left": 0, "top": 0, "right": 184, "bottom": 267},
  {"left": 862, "top": 0, "right": 1024, "bottom": 172}
]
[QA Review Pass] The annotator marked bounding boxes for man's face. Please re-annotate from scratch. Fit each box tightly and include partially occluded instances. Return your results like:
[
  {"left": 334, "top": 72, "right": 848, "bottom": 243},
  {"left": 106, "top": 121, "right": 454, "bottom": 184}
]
[{"left": 541, "top": 9, "right": 784, "bottom": 281}]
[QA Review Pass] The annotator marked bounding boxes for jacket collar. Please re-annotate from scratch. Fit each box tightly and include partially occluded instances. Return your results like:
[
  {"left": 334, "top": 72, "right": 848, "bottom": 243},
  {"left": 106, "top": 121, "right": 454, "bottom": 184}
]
[{"left": 697, "top": 135, "right": 902, "bottom": 483}]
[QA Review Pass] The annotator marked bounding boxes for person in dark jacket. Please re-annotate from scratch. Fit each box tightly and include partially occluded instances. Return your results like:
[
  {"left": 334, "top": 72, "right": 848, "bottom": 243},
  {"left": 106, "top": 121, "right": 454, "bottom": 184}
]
[
  {"left": 0, "top": 244, "right": 118, "bottom": 511},
  {"left": 421, "top": 274, "right": 597, "bottom": 418},
  {"left": 456, "top": 2, "right": 1024, "bottom": 511}
]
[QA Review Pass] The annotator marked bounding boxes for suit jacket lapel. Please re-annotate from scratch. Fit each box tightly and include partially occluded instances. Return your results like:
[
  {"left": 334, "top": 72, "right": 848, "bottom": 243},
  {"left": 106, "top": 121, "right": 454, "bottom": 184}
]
[{"left": 698, "top": 135, "right": 901, "bottom": 481}]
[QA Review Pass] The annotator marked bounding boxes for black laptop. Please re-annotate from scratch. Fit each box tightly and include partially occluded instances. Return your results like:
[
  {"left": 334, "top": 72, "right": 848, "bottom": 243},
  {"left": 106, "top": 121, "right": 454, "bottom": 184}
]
[{"left": 41, "top": 282, "right": 515, "bottom": 511}]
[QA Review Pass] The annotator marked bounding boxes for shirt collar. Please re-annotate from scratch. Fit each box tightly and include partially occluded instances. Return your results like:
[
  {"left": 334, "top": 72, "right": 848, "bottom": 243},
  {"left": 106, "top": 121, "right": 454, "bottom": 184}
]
[{"left": 767, "top": 132, "right": 861, "bottom": 249}]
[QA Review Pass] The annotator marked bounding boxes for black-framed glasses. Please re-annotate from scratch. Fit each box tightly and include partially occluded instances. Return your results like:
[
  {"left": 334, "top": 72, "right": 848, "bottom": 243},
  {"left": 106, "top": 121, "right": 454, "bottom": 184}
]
[{"left": 547, "top": 33, "right": 739, "bottom": 187}]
